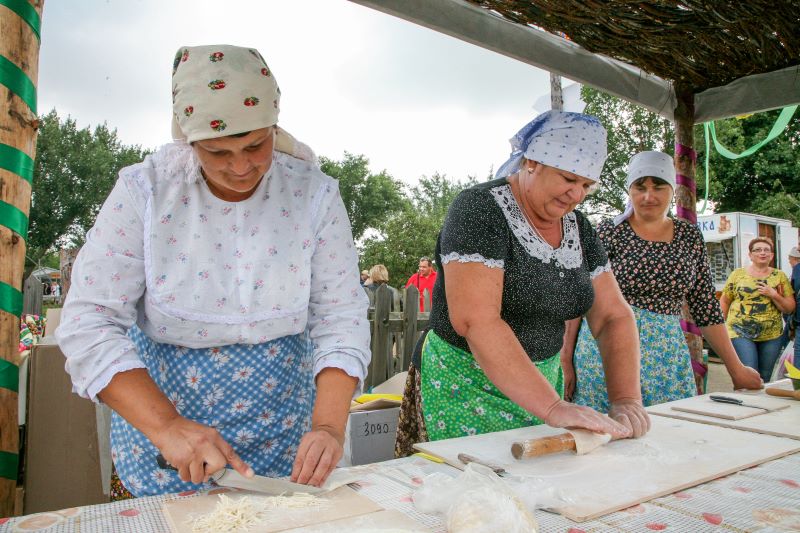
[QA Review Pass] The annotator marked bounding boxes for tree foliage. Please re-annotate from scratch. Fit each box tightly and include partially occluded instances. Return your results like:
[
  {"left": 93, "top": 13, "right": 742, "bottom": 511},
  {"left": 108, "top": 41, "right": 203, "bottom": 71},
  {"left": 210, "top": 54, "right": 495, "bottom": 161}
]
[
  {"left": 579, "top": 86, "right": 675, "bottom": 218},
  {"left": 27, "top": 110, "right": 148, "bottom": 269},
  {"left": 319, "top": 153, "right": 407, "bottom": 241},
  {"left": 359, "top": 173, "right": 477, "bottom": 285},
  {"left": 697, "top": 111, "right": 800, "bottom": 226}
]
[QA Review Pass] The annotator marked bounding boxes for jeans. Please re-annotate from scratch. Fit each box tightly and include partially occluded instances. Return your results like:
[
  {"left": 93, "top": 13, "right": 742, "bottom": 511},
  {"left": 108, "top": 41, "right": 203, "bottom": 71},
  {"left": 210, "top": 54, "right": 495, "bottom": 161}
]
[{"left": 731, "top": 336, "right": 785, "bottom": 382}]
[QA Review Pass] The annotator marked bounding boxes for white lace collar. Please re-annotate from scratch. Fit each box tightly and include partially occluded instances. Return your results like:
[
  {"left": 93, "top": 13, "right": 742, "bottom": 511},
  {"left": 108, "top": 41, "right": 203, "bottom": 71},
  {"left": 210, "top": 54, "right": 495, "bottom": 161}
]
[{"left": 489, "top": 184, "right": 583, "bottom": 269}]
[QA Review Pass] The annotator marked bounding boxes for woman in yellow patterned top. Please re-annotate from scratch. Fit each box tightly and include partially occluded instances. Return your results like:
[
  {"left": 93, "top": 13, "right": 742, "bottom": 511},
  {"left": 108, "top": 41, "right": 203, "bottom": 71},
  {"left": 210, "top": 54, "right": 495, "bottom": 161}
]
[{"left": 721, "top": 237, "right": 796, "bottom": 381}]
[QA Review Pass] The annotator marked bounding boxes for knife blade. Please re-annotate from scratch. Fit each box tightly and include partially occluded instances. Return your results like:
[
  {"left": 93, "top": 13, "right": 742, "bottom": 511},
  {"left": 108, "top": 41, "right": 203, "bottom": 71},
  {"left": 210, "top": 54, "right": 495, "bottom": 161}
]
[
  {"left": 709, "top": 394, "right": 770, "bottom": 411},
  {"left": 155, "top": 454, "right": 323, "bottom": 495}
]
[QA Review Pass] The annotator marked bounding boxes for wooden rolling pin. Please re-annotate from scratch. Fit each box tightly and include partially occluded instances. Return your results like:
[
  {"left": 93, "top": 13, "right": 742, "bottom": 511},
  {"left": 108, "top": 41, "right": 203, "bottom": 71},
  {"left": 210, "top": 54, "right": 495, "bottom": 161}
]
[
  {"left": 511, "top": 432, "right": 576, "bottom": 459},
  {"left": 765, "top": 387, "right": 800, "bottom": 400}
]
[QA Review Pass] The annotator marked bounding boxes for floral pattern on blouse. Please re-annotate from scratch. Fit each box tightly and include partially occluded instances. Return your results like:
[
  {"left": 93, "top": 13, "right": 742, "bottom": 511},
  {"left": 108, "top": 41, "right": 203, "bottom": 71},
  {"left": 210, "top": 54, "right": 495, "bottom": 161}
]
[
  {"left": 597, "top": 218, "right": 723, "bottom": 326},
  {"left": 56, "top": 143, "right": 370, "bottom": 401}
]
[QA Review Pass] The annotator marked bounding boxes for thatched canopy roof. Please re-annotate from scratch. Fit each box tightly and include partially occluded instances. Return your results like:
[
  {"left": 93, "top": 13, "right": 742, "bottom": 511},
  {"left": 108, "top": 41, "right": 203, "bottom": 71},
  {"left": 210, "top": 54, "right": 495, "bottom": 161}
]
[
  {"left": 468, "top": 1, "right": 799, "bottom": 92},
  {"left": 348, "top": 0, "right": 800, "bottom": 122}
]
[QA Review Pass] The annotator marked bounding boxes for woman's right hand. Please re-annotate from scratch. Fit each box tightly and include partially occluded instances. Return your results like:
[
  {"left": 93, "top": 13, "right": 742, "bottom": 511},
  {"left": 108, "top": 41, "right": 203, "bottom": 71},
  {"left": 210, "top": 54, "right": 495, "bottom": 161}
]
[
  {"left": 150, "top": 416, "right": 253, "bottom": 484},
  {"left": 543, "top": 400, "right": 631, "bottom": 439}
]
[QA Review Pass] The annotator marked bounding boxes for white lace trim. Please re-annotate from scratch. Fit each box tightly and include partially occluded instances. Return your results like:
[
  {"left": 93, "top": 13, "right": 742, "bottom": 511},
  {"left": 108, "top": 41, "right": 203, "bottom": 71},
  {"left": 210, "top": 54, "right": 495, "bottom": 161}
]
[
  {"left": 590, "top": 261, "right": 612, "bottom": 279},
  {"left": 489, "top": 185, "right": 583, "bottom": 269},
  {"left": 440, "top": 252, "right": 505, "bottom": 269}
]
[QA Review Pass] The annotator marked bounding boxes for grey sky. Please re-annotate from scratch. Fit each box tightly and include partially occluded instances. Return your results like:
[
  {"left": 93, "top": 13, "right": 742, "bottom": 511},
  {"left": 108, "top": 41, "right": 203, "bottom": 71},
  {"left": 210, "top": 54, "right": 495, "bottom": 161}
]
[{"left": 37, "top": 0, "right": 552, "bottom": 183}]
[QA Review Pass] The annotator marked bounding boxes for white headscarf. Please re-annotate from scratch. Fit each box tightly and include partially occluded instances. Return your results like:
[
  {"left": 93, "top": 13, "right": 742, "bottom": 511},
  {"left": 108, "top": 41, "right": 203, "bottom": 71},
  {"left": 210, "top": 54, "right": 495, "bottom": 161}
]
[
  {"left": 496, "top": 110, "right": 608, "bottom": 182},
  {"left": 613, "top": 150, "right": 676, "bottom": 225},
  {"left": 170, "top": 44, "right": 315, "bottom": 162}
]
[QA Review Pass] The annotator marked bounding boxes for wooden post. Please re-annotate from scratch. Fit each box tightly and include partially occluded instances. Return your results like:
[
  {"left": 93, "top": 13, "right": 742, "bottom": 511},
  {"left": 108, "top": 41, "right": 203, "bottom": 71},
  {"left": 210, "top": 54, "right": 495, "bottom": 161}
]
[
  {"left": 58, "top": 247, "right": 79, "bottom": 304},
  {"left": 673, "top": 85, "right": 706, "bottom": 394},
  {"left": 367, "top": 285, "right": 392, "bottom": 389},
  {"left": 550, "top": 73, "right": 563, "bottom": 111},
  {"left": 0, "top": 0, "right": 44, "bottom": 516},
  {"left": 22, "top": 274, "right": 41, "bottom": 317},
  {"left": 401, "top": 285, "right": 420, "bottom": 370}
]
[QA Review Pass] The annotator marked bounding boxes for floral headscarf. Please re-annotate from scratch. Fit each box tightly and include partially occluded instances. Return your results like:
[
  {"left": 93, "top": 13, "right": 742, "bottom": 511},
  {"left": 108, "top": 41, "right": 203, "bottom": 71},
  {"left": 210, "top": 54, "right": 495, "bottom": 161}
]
[{"left": 171, "top": 44, "right": 280, "bottom": 143}]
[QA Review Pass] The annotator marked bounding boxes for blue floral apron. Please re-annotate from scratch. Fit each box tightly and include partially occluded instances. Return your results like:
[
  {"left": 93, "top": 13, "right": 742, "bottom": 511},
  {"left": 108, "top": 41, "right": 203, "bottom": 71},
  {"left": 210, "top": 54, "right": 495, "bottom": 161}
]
[{"left": 111, "top": 326, "right": 314, "bottom": 496}]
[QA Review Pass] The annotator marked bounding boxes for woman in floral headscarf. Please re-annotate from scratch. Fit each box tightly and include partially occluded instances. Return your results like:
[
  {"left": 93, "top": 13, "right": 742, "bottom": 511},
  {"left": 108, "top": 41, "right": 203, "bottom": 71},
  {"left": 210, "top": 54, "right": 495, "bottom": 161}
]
[
  {"left": 395, "top": 111, "right": 650, "bottom": 457},
  {"left": 56, "top": 45, "right": 369, "bottom": 497}
]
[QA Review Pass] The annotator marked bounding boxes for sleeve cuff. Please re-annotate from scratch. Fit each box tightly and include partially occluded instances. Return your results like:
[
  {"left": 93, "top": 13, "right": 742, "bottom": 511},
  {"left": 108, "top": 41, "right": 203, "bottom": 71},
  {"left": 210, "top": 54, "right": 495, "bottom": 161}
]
[
  {"left": 313, "top": 351, "right": 368, "bottom": 397},
  {"left": 84, "top": 360, "right": 148, "bottom": 403}
]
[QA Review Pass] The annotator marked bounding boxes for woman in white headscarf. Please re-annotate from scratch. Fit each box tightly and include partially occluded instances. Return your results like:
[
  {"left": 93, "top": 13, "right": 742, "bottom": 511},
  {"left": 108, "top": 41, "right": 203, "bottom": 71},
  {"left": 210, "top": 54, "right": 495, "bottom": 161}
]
[
  {"left": 56, "top": 45, "right": 370, "bottom": 497},
  {"left": 563, "top": 151, "right": 762, "bottom": 410},
  {"left": 395, "top": 111, "right": 651, "bottom": 457}
]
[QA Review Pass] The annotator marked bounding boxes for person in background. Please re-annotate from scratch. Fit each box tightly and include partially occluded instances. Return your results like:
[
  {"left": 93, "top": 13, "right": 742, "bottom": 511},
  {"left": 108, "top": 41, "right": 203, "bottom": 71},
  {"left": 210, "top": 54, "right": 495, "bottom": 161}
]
[
  {"left": 720, "top": 237, "right": 795, "bottom": 382},
  {"left": 55, "top": 45, "right": 369, "bottom": 498},
  {"left": 787, "top": 247, "right": 800, "bottom": 364},
  {"left": 360, "top": 270, "right": 370, "bottom": 286},
  {"left": 395, "top": 111, "right": 649, "bottom": 458},
  {"left": 366, "top": 264, "right": 401, "bottom": 311},
  {"left": 563, "top": 151, "right": 762, "bottom": 411},
  {"left": 405, "top": 257, "right": 437, "bottom": 311},
  {"left": 778, "top": 247, "right": 800, "bottom": 359}
]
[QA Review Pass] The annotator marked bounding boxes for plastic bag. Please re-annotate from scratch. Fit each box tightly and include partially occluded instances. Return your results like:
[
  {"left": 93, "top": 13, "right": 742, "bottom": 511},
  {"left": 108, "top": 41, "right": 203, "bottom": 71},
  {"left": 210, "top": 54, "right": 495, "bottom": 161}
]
[{"left": 413, "top": 463, "right": 546, "bottom": 532}]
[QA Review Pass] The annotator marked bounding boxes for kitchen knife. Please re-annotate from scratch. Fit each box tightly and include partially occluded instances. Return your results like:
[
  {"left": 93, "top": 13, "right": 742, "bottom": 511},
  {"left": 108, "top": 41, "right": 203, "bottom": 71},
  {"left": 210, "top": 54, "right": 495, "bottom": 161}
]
[
  {"left": 457, "top": 453, "right": 508, "bottom": 476},
  {"left": 709, "top": 394, "right": 770, "bottom": 411},
  {"left": 155, "top": 454, "right": 324, "bottom": 495}
]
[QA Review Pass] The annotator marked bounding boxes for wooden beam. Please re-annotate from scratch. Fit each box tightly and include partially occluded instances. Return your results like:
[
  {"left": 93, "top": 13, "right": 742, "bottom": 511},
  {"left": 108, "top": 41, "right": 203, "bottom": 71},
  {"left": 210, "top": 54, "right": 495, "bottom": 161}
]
[{"left": 0, "top": 0, "right": 44, "bottom": 517}]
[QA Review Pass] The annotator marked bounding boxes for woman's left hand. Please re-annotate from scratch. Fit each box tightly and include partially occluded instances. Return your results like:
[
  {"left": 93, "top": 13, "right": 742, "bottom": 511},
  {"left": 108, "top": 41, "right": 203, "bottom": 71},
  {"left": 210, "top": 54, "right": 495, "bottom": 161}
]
[
  {"left": 290, "top": 427, "right": 344, "bottom": 487},
  {"left": 757, "top": 284, "right": 778, "bottom": 298},
  {"left": 731, "top": 365, "right": 764, "bottom": 390},
  {"left": 608, "top": 399, "right": 651, "bottom": 438}
]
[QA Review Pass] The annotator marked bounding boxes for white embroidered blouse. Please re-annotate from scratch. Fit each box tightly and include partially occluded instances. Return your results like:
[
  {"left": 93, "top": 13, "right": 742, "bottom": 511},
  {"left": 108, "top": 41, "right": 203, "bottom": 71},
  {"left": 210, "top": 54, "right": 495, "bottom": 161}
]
[{"left": 56, "top": 143, "right": 370, "bottom": 401}]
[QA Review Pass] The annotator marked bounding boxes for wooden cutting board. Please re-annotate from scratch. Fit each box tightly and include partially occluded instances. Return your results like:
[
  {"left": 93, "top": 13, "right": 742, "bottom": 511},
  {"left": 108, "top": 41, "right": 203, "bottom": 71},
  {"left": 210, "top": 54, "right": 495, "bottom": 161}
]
[
  {"left": 669, "top": 393, "right": 789, "bottom": 420},
  {"left": 163, "top": 486, "right": 383, "bottom": 533},
  {"left": 414, "top": 416, "right": 800, "bottom": 522},
  {"left": 648, "top": 388, "right": 800, "bottom": 440}
]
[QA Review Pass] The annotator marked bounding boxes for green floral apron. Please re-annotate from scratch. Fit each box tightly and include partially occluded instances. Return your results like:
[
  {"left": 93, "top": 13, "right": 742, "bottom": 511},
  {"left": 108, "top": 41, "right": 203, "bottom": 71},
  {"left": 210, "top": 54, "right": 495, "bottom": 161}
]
[{"left": 420, "top": 330, "right": 563, "bottom": 441}]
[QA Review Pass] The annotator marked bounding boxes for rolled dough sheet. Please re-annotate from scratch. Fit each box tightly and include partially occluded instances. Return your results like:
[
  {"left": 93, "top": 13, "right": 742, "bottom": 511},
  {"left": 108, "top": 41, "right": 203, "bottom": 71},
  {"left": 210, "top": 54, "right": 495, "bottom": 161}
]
[{"left": 568, "top": 429, "right": 612, "bottom": 455}]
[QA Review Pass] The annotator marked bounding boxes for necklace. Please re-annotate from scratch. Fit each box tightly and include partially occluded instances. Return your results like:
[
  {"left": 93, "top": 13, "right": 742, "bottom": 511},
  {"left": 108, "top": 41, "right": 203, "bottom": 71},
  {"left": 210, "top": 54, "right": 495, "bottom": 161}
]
[
  {"left": 522, "top": 205, "right": 562, "bottom": 247},
  {"left": 513, "top": 172, "right": 563, "bottom": 247}
]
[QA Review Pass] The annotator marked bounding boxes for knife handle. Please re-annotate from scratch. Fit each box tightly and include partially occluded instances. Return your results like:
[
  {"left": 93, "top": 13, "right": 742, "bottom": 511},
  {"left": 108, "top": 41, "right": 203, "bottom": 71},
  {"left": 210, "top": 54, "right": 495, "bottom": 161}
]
[
  {"left": 511, "top": 432, "right": 576, "bottom": 459},
  {"left": 156, "top": 453, "right": 178, "bottom": 471},
  {"left": 709, "top": 395, "right": 741, "bottom": 405},
  {"left": 457, "top": 453, "right": 505, "bottom": 475}
]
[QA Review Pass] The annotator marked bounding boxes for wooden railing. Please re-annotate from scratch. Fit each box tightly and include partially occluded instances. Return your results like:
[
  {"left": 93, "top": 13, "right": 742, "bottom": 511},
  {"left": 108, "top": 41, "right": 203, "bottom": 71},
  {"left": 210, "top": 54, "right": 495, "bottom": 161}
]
[{"left": 365, "top": 284, "right": 430, "bottom": 389}]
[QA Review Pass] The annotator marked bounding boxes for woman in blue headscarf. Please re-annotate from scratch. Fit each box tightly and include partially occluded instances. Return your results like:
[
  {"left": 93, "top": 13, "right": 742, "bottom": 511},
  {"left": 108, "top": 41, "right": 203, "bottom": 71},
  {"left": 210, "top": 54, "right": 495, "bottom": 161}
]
[{"left": 395, "top": 111, "right": 650, "bottom": 457}]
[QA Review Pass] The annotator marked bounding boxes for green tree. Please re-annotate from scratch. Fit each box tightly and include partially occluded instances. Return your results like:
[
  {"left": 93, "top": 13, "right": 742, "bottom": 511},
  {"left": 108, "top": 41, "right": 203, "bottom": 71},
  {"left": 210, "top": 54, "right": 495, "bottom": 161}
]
[
  {"left": 697, "top": 111, "right": 800, "bottom": 226},
  {"left": 360, "top": 173, "right": 477, "bottom": 285},
  {"left": 580, "top": 87, "right": 674, "bottom": 218},
  {"left": 27, "top": 110, "right": 148, "bottom": 270},
  {"left": 319, "top": 153, "right": 407, "bottom": 241}
]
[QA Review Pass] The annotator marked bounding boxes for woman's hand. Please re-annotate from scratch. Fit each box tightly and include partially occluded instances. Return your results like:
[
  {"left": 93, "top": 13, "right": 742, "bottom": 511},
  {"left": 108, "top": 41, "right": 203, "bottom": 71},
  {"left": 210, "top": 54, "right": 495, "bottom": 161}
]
[
  {"left": 608, "top": 399, "right": 651, "bottom": 438},
  {"left": 730, "top": 365, "right": 764, "bottom": 390},
  {"left": 543, "top": 400, "right": 631, "bottom": 439},
  {"left": 291, "top": 427, "right": 344, "bottom": 487},
  {"left": 151, "top": 416, "right": 253, "bottom": 484}
]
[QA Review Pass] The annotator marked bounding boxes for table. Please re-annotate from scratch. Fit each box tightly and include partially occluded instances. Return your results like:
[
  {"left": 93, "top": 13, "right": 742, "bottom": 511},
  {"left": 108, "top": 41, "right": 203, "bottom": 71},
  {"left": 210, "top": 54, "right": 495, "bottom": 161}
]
[{"left": 1, "top": 452, "right": 799, "bottom": 532}]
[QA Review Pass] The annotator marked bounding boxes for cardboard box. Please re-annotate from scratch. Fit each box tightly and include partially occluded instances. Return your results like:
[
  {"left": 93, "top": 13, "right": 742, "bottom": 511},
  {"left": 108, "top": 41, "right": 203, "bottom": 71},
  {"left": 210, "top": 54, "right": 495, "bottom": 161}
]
[
  {"left": 23, "top": 343, "right": 106, "bottom": 513},
  {"left": 342, "top": 407, "right": 400, "bottom": 466}
]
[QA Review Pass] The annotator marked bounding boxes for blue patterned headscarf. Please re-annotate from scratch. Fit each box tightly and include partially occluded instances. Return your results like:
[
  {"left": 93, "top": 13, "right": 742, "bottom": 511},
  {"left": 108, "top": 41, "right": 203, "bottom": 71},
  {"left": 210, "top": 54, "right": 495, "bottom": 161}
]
[{"left": 495, "top": 111, "right": 608, "bottom": 181}]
